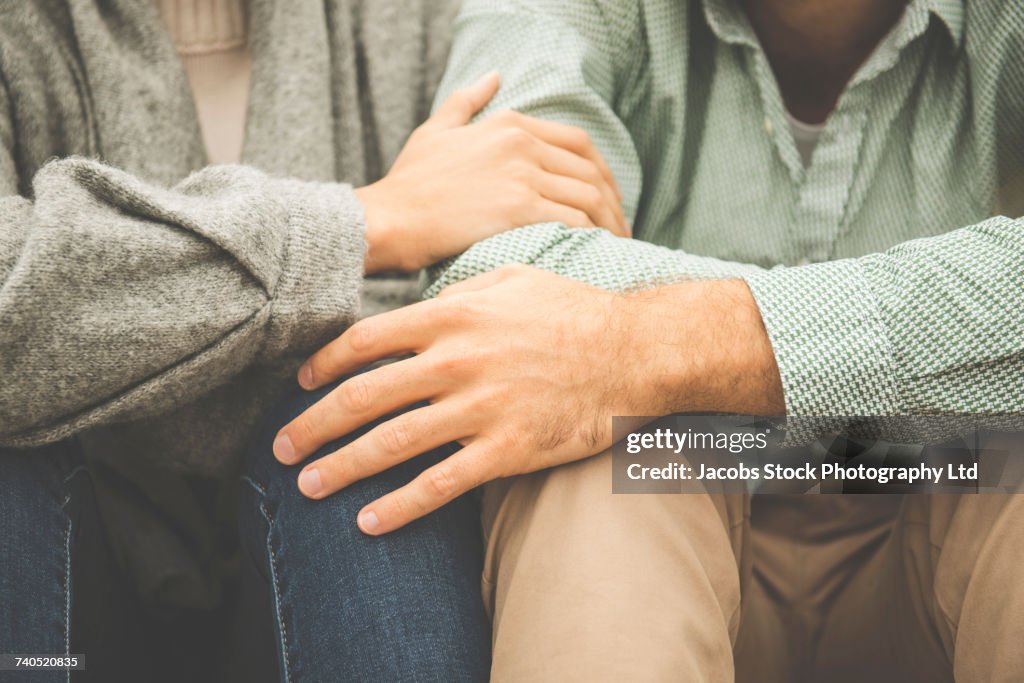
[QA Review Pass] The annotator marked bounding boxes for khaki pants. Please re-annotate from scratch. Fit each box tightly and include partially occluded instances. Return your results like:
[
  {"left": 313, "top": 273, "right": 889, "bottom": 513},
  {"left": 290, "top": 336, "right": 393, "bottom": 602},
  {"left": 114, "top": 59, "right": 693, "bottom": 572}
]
[{"left": 480, "top": 450, "right": 1024, "bottom": 682}]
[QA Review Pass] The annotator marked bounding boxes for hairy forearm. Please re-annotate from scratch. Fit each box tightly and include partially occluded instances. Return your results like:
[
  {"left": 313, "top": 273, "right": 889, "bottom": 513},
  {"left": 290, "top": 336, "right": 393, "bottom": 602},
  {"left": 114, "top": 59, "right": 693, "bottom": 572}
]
[
  {"left": 626, "top": 279, "right": 784, "bottom": 417},
  {"left": 281, "top": 266, "right": 785, "bottom": 532}
]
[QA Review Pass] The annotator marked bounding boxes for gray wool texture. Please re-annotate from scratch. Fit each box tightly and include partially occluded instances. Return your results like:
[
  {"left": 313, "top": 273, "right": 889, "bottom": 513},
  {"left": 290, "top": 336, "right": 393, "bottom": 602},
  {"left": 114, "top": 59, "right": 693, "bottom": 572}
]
[{"left": 0, "top": 0, "right": 459, "bottom": 608}]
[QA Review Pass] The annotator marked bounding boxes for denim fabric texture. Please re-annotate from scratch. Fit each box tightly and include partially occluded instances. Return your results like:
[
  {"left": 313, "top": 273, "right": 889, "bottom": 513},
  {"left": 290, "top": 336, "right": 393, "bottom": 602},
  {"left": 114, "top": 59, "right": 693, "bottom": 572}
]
[
  {"left": 1, "top": 381, "right": 490, "bottom": 682},
  {"left": 0, "top": 444, "right": 81, "bottom": 683},
  {"left": 238, "top": 381, "right": 492, "bottom": 683}
]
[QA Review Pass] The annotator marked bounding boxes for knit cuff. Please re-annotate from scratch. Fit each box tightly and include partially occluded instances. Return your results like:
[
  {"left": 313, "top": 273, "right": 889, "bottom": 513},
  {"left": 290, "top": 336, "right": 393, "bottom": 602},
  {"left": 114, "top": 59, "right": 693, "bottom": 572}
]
[{"left": 260, "top": 178, "right": 367, "bottom": 359}]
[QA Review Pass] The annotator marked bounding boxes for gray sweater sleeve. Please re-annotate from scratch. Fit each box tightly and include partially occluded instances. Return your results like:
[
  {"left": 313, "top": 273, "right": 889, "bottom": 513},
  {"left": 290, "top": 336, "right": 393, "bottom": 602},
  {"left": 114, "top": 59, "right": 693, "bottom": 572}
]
[{"left": 0, "top": 155, "right": 366, "bottom": 448}]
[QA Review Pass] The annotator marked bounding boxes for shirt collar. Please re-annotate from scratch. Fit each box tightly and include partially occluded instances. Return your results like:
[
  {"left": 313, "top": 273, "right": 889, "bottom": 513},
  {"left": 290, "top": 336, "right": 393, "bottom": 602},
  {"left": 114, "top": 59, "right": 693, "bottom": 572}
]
[
  {"left": 701, "top": 0, "right": 964, "bottom": 53},
  {"left": 926, "top": 0, "right": 965, "bottom": 49}
]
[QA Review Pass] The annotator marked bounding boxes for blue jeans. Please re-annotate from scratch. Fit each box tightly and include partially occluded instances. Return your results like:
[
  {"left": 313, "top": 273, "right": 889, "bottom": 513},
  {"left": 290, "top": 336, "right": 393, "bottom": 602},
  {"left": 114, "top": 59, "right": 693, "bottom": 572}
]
[
  {"left": 0, "top": 382, "right": 490, "bottom": 682},
  {"left": 238, "top": 382, "right": 491, "bottom": 682},
  {"left": 0, "top": 443, "right": 159, "bottom": 683},
  {"left": 0, "top": 443, "right": 83, "bottom": 683}
]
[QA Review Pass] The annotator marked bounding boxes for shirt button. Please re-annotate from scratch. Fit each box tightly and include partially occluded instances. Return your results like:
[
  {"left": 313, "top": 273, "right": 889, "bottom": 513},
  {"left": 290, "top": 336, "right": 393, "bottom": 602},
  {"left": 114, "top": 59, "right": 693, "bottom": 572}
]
[
  {"left": 797, "top": 257, "right": 811, "bottom": 266},
  {"left": 763, "top": 117, "right": 774, "bottom": 136}
]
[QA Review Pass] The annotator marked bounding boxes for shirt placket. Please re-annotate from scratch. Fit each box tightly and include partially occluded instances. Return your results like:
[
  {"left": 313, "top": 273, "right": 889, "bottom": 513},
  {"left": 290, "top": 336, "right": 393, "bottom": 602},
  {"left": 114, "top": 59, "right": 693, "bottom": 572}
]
[
  {"left": 753, "top": 3, "right": 937, "bottom": 266},
  {"left": 790, "top": 101, "right": 869, "bottom": 265},
  {"left": 745, "top": 47, "right": 870, "bottom": 266}
]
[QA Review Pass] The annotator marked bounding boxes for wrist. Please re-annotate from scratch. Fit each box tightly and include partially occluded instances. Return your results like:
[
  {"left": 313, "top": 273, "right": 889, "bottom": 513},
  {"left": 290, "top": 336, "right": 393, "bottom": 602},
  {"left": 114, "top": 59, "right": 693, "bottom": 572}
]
[
  {"left": 625, "top": 280, "right": 784, "bottom": 416},
  {"left": 355, "top": 182, "right": 407, "bottom": 275}
]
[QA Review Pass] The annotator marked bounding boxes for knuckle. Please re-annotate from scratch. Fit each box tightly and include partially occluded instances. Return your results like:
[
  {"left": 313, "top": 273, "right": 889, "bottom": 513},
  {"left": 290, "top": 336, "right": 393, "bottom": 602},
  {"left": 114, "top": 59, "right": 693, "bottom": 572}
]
[
  {"left": 425, "top": 466, "right": 457, "bottom": 499},
  {"left": 566, "top": 209, "right": 590, "bottom": 227},
  {"left": 440, "top": 294, "right": 478, "bottom": 323},
  {"left": 492, "top": 109, "right": 518, "bottom": 125},
  {"left": 429, "top": 351, "right": 464, "bottom": 377},
  {"left": 500, "top": 127, "right": 532, "bottom": 149},
  {"left": 316, "top": 451, "right": 346, "bottom": 484},
  {"left": 340, "top": 376, "right": 372, "bottom": 412},
  {"left": 346, "top": 322, "right": 375, "bottom": 352},
  {"left": 505, "top": 183, "right": 537, "bottom": 213},
  {"left": 379, "top": 422, "right": 412, "bottom": 455},
  {"left": 507, "top": 178, "right": 537, "bottom": 201},
  {"left": 500, "top": 427, "right": 524, "bottom": 451},
  {"left": 387, "top": 493, "right": 413, "bottom": 521},
  {"left": 291, "top": 415, "right": 317, "bottom": 445},
  {"left": 497, "top": 263, "right": 531, "bottom": 278},
  {"left": 338, "top": 450, "right": 362, "bottom": 482},
  {"left": 510, "top": 158, "right": 538, "bottom": 182},
  {"left": 471, "top": 384, "right": 508, "bottom": 413},
  {"left": 584, "top": 185, "right": 604, "bottom": 209}
]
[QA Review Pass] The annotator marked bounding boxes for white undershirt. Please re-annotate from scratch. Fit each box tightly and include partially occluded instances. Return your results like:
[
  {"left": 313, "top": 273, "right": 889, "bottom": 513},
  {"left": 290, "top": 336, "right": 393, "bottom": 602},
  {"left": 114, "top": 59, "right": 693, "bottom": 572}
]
[
  {"left": 785, "top": 110, "right": 826, "bottom": 168},
  {"left": 781, "top": 15, "right": 906, "bottom": 170}
]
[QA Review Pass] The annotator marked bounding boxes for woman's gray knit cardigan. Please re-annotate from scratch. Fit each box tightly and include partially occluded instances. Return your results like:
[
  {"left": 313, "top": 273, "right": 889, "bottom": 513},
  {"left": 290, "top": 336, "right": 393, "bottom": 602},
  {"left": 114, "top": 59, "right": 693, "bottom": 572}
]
[{"left": 0, "top": 0, "right": 458, "bottom": 609}]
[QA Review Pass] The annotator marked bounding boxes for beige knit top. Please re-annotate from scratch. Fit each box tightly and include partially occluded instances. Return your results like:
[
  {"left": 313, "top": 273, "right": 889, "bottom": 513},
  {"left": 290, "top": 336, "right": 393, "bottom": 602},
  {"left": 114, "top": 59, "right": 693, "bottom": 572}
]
[{"left": 157, "top": 0, "right": 251, "bottom": 164}]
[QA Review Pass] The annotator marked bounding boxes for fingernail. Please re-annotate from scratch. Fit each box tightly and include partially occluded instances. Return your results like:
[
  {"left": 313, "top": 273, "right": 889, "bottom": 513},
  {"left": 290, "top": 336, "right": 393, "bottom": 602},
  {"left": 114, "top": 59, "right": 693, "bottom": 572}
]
[
  {"left": 273, "top": 432, "right": 295, "bottom": 462},
  {"left": 298, "top": 363, "right": 313, "bottom": 389},
  {"left": 298, "top": 468, "right": 322, "bottom": 497},
  {"left": 358, "top": 509, "right": 380, "bottom": 534}
]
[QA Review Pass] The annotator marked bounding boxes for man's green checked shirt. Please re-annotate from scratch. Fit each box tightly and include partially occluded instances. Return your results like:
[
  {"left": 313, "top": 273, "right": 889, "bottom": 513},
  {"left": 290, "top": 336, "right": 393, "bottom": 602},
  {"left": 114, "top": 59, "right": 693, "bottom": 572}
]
[{"left": 426, "top": 0, "right": 1024, "bottom": 440}]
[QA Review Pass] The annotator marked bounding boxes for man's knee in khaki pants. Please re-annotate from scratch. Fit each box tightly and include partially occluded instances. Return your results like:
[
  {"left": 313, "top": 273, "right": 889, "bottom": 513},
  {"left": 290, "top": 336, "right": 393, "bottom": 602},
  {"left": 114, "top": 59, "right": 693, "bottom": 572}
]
[
  {"left": 480, "top": 450, "right": 1024, "bottom": 682},
  {"left": 480, "top": 449, "right": 749, "bottom": 683}
]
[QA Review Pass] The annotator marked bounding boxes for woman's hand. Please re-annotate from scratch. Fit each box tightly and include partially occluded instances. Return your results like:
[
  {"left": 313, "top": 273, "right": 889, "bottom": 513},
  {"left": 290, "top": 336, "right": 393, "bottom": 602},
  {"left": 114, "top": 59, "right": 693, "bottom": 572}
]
[{"left": 356, "top": 72, "right": 629, "bottom": 274}]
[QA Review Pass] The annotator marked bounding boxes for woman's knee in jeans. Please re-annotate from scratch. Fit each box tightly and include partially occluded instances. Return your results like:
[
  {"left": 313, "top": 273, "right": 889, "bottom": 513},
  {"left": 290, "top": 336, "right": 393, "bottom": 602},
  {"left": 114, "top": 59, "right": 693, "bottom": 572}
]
[
  {"left": 238, "top": 379, "right": 448, "bottom": 552},
  {"left": 242, "top": 381, "right": 335, "bottom": 498},
  {"left": 235, "top": 382, "right": 490, "bottom": 678}
]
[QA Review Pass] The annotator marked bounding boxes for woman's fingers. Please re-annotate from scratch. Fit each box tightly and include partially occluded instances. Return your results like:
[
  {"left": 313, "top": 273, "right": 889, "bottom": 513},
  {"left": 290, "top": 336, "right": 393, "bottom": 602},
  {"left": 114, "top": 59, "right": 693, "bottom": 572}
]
[
  {"left": 490, "top": 110, "right": 623, "bottom": 201},
  {"left": 538, "top": 143, "right": 628, "bottom": 234},
  {"left": 427, "top": 71, "right": 501, "bottom": 129},
  {"left": 529, "top": 198, "right": 594, "bottom": 228},
  {"left": 297, "top": 402, "right": 473, "bottom": 499},
  {"left": 535, "top": 170, "right": 627, "bottom": 236},
  {"left": 483, "top": 109, "right": 628, "bottom": 235}
]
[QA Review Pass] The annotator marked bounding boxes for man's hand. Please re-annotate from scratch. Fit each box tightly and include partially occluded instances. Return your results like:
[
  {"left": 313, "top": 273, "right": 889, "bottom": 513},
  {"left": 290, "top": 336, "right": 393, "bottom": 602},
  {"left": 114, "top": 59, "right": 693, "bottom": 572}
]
[
  {"left": 272, "top": 266, "right": 784, "bottom": 534},
  {"left": 356, "top": 72, "right": 629, "bottom": 274}
]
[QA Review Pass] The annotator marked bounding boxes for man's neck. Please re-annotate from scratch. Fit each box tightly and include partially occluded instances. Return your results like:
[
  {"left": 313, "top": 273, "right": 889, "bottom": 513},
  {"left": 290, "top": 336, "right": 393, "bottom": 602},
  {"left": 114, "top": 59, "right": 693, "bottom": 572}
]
[{"left": 741, "top": 0, "right": 909, "bottom": 123}]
